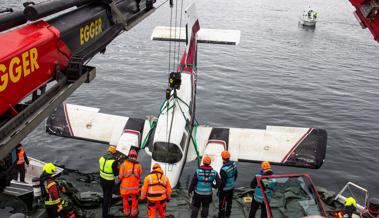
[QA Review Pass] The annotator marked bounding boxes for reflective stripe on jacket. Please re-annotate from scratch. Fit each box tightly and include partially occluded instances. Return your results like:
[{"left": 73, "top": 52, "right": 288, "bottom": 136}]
[
  {"left": 254, "top": 173, "right": 274, "bottom": 203},
  {"left": 141, "top": 169, "right": 172, "bottom": 202},
  {"left": 195, "top": 168, "right": 217, "bottom": 195},
  {"left": 99, "top": 156, "right": 116, "bottom": 181},
  {"left": 119, "top": 159, "right": 142, "bottom": 195},
  {"left": 16, "top": 148, "right": 25, "bottom": 165},
  {"left": 221, "top": 161, "right": 237, "bottom": 191},
  {"left": 42, "top": 179, "right": 61, "bottom": 206}
]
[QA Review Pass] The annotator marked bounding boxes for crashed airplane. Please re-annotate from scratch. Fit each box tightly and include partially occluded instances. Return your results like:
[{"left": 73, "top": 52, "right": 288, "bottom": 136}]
[{"left": 46, "top": 3, "right": 327, "bottom": 188}]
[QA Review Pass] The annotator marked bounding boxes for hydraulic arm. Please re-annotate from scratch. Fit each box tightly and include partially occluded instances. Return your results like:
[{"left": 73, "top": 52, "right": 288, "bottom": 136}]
[{"left": 0, "top": 0, "right": 156, "bottom": 162}]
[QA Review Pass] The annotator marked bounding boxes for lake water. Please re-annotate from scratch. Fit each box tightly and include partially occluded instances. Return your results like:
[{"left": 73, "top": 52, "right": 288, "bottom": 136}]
[{"left": 5, "top": 0, "right": 379, "bottom": 197}]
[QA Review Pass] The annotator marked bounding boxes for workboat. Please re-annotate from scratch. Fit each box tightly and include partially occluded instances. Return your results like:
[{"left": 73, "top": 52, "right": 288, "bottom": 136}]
[
  {"left": 3, "top": 157, "right": 63, "bottom": 198},
  {"left": 300, "top": 7, "right": 318, "bottom": 27}
]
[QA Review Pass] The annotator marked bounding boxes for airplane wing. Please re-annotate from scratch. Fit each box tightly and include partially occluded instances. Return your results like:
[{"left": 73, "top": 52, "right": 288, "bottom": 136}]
[
  {"left": 46, "top": 103, "right": 156, "bottom": 155},
  {"left": 187, "top": 125, "right": 327, "bottom": 169}
]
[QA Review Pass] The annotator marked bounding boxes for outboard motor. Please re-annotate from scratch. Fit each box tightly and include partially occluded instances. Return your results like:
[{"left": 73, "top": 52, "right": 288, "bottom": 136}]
[{"left": 32, "top": 177, "right": 42, "bottom": 203}]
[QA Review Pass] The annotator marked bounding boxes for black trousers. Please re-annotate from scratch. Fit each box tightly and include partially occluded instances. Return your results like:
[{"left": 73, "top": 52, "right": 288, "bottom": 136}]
[
  {"left": 249, "top": 198, "right": 267, "bottom": 218},
  {"left": 15, "top": 164, "right": 26, "bottom": 182},
  {"left": 218, "top": 189, "right": 234, "bottom": 218},
  {"left": 46, "top": 205, "right": 63, "bottom": 218},
  {"left": 100, "top": 178, "right": 114, "bottom": 218},
  {"left": 191, "top": 193, "right": 212, "bottom": 218}
]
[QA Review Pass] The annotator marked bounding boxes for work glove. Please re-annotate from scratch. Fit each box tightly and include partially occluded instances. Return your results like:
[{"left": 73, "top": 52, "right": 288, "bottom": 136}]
[{"left": 57, "top": 204, "right": 63, "bottom": 213}]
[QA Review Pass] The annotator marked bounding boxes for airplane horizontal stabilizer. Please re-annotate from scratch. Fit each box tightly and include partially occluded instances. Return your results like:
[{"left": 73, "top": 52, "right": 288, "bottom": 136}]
[
  {"left": 151, "top": 26, "right": 241, "bottom": 45},
  {"left": 187, "top": 126, "right": 327, "bottom": 169}
]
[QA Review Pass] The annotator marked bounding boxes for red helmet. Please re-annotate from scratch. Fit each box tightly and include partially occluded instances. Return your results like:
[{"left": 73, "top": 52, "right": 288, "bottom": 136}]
[{"left": 129, "top": 149, "right": 138, "bottom": 158}]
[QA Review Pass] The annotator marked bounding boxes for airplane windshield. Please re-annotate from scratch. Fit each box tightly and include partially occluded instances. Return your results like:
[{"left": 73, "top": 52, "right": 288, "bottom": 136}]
[
  {"left": 260, "top": 175, "right": 325, "bottom": 218},
  {"left": 152, "top": 142, "right": 183, "bottom": 164}
]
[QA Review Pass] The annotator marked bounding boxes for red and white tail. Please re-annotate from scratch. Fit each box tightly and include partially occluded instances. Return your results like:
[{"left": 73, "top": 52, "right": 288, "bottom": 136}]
[{"left": 181, "top": 3, "right": 200, "bottom": 72}]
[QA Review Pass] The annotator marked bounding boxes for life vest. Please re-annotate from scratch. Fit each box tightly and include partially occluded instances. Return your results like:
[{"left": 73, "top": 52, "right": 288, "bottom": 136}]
[
  {"left": 221, "top": 161, "right": 237, "bottom": 191},
  {"left": 146, "top": 172, "right": 169, "bottom": 201},
  {"left": 40, "top": 176, "right": 61, "bottom": 206},
  {"left": 195, "top": 168, "right": 217, "bottom": 195},
  {"left": 254, "top": 173, "right": 275, "bottom": 203},
  {"left": 99, "top": 155, "right": 116, "bottom": 181},
  {"left": 16, "top": 148, "right": 25, "bottom": 165},
  {"left": 119, "top": 159, "right": 142, "bottom": 195}
]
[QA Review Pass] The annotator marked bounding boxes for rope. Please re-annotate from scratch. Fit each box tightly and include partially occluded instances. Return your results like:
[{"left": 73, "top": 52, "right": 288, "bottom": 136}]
[
  {"left": 174, "top": 98, "right": 201, "bottom": 167},
  {"left": 155, "top": 0, "right": 169, "bottom": 9},
  {"left": 176, "top": 0, "right": 184, "bottom": 65}
]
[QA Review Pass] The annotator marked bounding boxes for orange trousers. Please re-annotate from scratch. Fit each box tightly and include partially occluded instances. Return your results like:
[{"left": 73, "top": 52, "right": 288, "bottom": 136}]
[
  {"left": 147, "top": 200, "right": 166, "bottom": 218},
  {"left": 122, "top": 194, "right": 138, "bottom": 217}
]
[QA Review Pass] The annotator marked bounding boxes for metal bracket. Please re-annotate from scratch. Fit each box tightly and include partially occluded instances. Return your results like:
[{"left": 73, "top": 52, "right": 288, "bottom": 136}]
[
  {"left": 108, "top": 0, "right": 129, "bottom": 30},
  {"left": 360, "top": 0, "right": 379, "bottom": 19}
]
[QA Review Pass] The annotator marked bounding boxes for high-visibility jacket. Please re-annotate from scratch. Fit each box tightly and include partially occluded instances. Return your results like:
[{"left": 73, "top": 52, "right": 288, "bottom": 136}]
[
  {"left": 220, "top": 161, "right": 237, "bottom": 191},
  {"left": 16, "top": 148, "right": 25, "bottom": 165},
  {"left": 119, "top": 159, "right": 142, "bottom": 195},
  {"left": 141, "top": 168, "right": 172, "bottom": 202},
  {"left": 99, "top": 155, "right": 116, "bottom": 181},
  {"left": 40, "top": 174, "right": 62, "bottom": 206},
  {"left": 195, "top": 168, "right": 217, "bottom": 195}
]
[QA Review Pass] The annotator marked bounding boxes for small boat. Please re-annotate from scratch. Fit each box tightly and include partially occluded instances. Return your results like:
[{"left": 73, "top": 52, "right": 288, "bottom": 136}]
[
  {"left": 3, "top": 157, "right": 63, "bottom": 197},
  {"left": 300, "top": 7, "right": 318, "bottom": 27}
]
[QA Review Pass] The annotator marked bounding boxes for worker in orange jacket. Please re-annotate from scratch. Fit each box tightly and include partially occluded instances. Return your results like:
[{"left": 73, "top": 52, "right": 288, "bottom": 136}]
[
  {"left": 15, "top": 143, "right": 29, "bottom": 182},
  {"left": 119, "top": 149, "right": 142, "bottom": 218},
  {"left": 141, "top": 163, "right": 172, "bottom": 218}
]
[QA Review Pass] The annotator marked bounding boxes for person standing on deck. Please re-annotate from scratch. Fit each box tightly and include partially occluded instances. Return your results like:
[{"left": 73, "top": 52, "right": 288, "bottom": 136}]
[
  {"left": 188, "top": 155, "right": 221, "bottom": 218},
  {"left": 249, "top": 161, "right": 274, "bottom": 218},
  {"left": 141, "top": 163, "right": 172, "bottom": 218},
  {"left": 99, "top": 145, "right": 119, "bottom": 218},
  {"left": 15, "top": 143, "right": 29, "bottom": 183},
  {"left": 119, "top": 149, "right": 142, "bottom": 218},
  {"left": 218, "top": 150, "right": 238, "bottom": 218},
  {"left": 40, "top": 163, "right": 64, "bottom": 218}
]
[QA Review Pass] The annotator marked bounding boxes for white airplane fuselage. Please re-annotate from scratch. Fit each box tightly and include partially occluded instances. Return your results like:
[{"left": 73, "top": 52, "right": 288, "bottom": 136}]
[{"left": 149, "top": 70, "right": 195, "bottom": 188}]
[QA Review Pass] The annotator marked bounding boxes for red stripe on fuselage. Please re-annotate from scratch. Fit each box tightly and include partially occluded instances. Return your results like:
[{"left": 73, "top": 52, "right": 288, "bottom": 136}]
[{"left": 0, "top": 21, "right": 72, "bottom": 116}]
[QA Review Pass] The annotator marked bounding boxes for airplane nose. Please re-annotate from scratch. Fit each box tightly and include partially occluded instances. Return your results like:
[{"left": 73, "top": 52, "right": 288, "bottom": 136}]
[{"left": 151, "top": 160, "right": 181, "bottom": 188}]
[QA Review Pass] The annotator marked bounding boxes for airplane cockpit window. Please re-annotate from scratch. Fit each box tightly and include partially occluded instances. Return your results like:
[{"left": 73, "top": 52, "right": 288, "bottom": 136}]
[
  {"left": 152, "top": 142, "right": 183, "bottom": 164},
  {"left": 260, "top": 176, "right": 325, "bottom": 218}
]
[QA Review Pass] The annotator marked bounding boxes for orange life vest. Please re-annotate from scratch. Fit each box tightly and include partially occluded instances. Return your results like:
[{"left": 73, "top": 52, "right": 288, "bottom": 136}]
[
  {"left": 17, "top": 148, "right": 25, "bottom": 165},
  {"left": 119, "top": 159, "right": 142, "bottom": 195},
  {"left": 141, "top": 168, "right": 172, "bottom": 202}
]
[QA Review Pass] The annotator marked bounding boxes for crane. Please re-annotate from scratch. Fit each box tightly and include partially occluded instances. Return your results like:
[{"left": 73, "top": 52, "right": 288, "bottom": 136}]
[{"left": 0, "top": 0, "right": 157, "bottom": 190}]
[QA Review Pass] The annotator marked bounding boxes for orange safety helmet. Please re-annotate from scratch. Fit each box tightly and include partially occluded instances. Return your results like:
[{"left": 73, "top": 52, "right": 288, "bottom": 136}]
[
  {"left": 152, "top": 163, "right": 161, "bottom": 170},
  {"left": 221, "top": 150, "right": 230, "bottom": 160},
  {"left": 261, "top": 161, "right": 271, "bottom": 170},
  {"left": 129, "top": 149, "right": 138, "bottom": 158},
  {"left": 202, "top": 155, "right": 211, "bottom": 165},
  {"left": 108, "top": 145, "right": 117, "bottom": 154}
]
